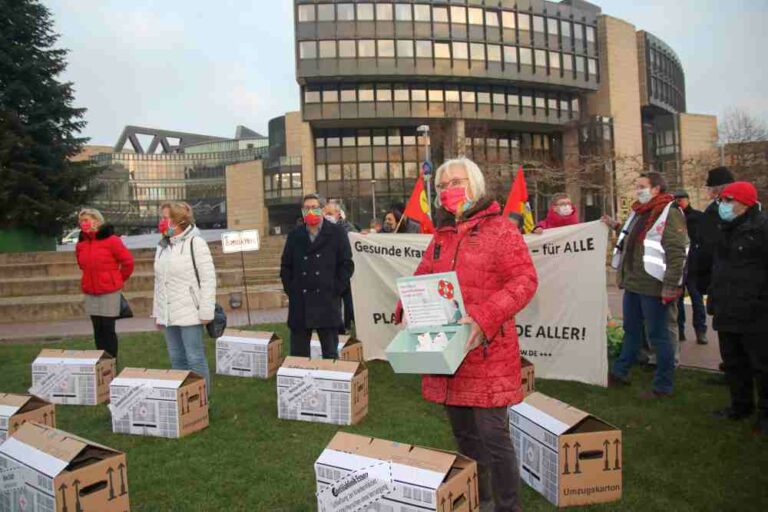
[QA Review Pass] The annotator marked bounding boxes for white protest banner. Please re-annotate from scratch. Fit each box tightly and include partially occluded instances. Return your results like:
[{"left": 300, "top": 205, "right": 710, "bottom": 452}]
[
  {"left": 317, "top": 461, "right": 394, "bottom": 512},
  {"left": 221, "top": 229, "right": 260, "bottom": 254},
  {"left": 350, "top": 221, "right": 610, "bottom": 387}
]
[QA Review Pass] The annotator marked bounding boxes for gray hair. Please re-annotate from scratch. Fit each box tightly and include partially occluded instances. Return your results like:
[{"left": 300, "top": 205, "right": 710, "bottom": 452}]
[
  {"left": 434, "top": 157, "right": 486, "bottom": 206},
  {"left": 78, "top": 208, "right": 104, "bottom": 224},
  {"left": 301, "top": 193, "right": 326, "bottom": 208}
]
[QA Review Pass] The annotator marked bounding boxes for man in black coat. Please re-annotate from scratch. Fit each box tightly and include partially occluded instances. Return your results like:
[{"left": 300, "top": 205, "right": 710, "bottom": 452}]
[
  {"left": 694, "top": 167, "right": 735, "bottom": 295},
  {"left": 708, "top": 181, "right": 768, "bottom": 435},
  {"left": 674, "top": 190, "right": 707, "bottom": 344},
  {"left": 280, "top": 194, "right": 354, "bottom": 359}
]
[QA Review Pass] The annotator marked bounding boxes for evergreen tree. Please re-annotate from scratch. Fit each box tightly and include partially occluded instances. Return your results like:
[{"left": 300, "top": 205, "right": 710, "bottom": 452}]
[{"left": 0, "top": 0, "right": 100, "bottom": 237}]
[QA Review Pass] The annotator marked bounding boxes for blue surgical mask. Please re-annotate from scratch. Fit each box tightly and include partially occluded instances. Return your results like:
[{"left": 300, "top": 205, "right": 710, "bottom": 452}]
[{"left": 718, "top": 202, "right": 737, "bottom": 222}]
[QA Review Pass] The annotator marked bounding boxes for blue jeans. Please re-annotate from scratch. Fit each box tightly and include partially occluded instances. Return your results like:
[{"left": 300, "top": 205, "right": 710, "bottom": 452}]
[
  {"left": 164, "top": 325, "right": 210, "bottom": 397},
  {"left": 613, "top": 291, "right": 676, "bottom": 394},
  {"left": 677, "top": 277, "right": 707, "bottom": 334}
]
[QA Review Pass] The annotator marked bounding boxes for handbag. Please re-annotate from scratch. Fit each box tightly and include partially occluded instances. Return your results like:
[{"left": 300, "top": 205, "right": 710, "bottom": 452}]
[
  {"left": 190, "top": 237, "right": 227, "bottom": 338},
  {"left": 117, "top": 294, "right": 133, "bottom": 319}
]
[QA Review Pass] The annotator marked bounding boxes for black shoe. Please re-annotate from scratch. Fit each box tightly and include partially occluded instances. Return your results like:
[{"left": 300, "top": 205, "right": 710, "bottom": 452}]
[
  {"left": 696, "top": 331, "right": 708, "bottom": 344},
  {"left": 678, "top": 329, "right": 686, "bottom": 341},
  {"left": 608, "top": 373, "right": 631, "bottom": 387},
  {"left": 712, "top": 407, "right": 753, "bottom": 421}
]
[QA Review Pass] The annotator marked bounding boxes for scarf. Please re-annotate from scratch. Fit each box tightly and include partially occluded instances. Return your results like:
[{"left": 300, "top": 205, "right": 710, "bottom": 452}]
[{"left": 631, "top": 193, "right": 675, "bottom": 244}]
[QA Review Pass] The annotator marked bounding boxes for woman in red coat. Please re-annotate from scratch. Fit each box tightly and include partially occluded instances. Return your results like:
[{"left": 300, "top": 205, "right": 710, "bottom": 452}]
[
  {"left": 75, "top": 208, "right": 134, "bottom": 359},
  {"left": 405, "top": 158, "right": 538, "bottom": 512},
  {"left": 532, "top": 193, "right": 579, "bottom": 233}
]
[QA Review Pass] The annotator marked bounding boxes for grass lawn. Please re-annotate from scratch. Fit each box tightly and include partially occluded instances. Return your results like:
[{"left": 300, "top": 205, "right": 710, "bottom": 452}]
[{"left": 1, "top": 325, "right": 766, "bottom": 512}]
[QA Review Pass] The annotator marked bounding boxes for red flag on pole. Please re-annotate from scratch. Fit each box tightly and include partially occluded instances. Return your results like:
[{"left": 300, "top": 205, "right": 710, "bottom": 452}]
[
  {"left": 403, "top": 173, "right": 435, "bottom": 234},
  {"left": 503, "top": 166, "right": 535, "bottom": 232}
]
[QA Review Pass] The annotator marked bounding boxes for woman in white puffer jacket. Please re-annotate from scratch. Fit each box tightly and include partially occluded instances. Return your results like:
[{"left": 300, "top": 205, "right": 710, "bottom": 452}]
[{"left": 153, "top": 202, "right": 216, "bottom": 396}]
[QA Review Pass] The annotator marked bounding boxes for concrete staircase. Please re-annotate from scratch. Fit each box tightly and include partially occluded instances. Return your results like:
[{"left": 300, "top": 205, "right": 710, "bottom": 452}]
[{"left": 0, "top": 237, "right": 289, "bottom": 324}]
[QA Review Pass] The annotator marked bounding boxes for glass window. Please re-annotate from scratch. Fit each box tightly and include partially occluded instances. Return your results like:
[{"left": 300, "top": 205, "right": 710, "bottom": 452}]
[
  {"left": 315, "top": 137, "right": 325, "bottom": 148},
  {"left": 518, "top": 13, "right": 530, "bottom": 31},
  {"left": 358, "top": 40, "right": 376, "bottom": 57},
  {"left": 414, "top": 4, "right": 430, "bottom": 22},
  {"left": 327, "top": 137, "right": 340, "bottom": 147},
  {"left": 338, "top": 40, "right": 356, "bottom": 58},
  {"left": 403, "top": 133, "right": 416, "bottom": 145},
  {"left": 435, "top": 42, "right": 450, "bottom": 59},
  {"left": 411, "top": 87, "right": 427, "bottom": 101},
  {"left": 461, "top": 88, "right": 476, "bottom": 105},
  {"left": 588, "top": 58, "right": 598, "bottom": 77},
  {"left": 292, "top": 172, "right": 302, "bottom": 188},
  {"left": 373, "top": 130, "right": 386, "bottom": 145},
  {"left": 416, "top": 40, "right": 432, "bottom": 58},
  {"left": 395, "top": 3, "right": 412, "bottom": 21},
  {"left": 433, "top": 6, "right": 449, "bottom": 23},
  {"left": 502, "top": 11, "right": 516, "bottom": 29},
  {"left": 404, "top": 162, "right": 418, "bottom": 178},
  {"left": 453, "top": 41, "right": 468, "bottom": 60},
  {"left": 304, "top": 89, "right": 320, "bottom": 103},
  {"left": 533, "top": 16, "right": 545, "bottom": 33},
  {"left": 493, "top": 91, "right": 505, "bottom": 106},
  {"left": 376, "top": 3, "right": 393, "bottom": 20},
  {"left": 477, "top": 91, "right": 491, "bottom": 104},
  {"left": 486, "top": 10, "right": 499, "bottom": 28},
  {"left": 316, "top": 164, "right": 327, "bottom": 181},
  {"left": 298, "top": 5, "right": 315, "bottom": 22},
  {"left": 390, "top": 163, "right": 404, "bottom": 179},
  {"left": 574, "top": 23, "right": 584, "bottom": 40},
  {"left": 548, "top": 18, "right": 559, "bottom": 37},
  {"left": 397, "top": 40, "right": 414, "bottom": 58},
  {"left": 317, "top": 4, "right": 334, "bottom": 21},
  {"left": 429, "top": 88, "right": 444, "bottom": 102},
  {"left": 571, "top": 97, "right": 580, "bottom": 112},
  {"left": 560, "top": 99, "right": 569, "bottom": 113},
  {"left": 563, "top": 53, "right": 573, "bottom": 71},
  {"left": 487, "top": 44, "right": 501, "bottom": 62},
  {"left": 358, "top": 84, "right": 374, "bottom": 102},
  {"left": 337, "top": 4, "right": 354, "bottom": 21},
  {"left": 357, "top": 3, "right": 374, "bottom": 21},
  {"left": 378, "top": 40, "right": 395, "bottom": 58},
  {"left": 322, "top": 88, "right": 338, "bottom": 103},
  {"left": 328, "top": 164, "right": 342, "bottom": 180},
  {"left": 504, "top": 45, "right": 517, "bottom": 65},
  {"left": 586, "top": 26, "right": 596, "bottom": 43},
  {"left": 535, "top": 95, "right": 545, "bottom": 109},
  {"left": 576, "top": 56, "right": 585, "bottom": 73},
  {"left": 468, "top": 7, "right": 483, "bottom": 25},
  {"left": 548, "top": 98, "right": 558, "bottom": 111},
  {"left": 357, "top": 130, "right": 371, "bottom": 146},
  {"left": 445, "top": 88, "right": 460, "bottom": 102},
  {"left": 521, "top": 94, "right": 532, "bottom": 107},
  {"left": 359, "top": 163, "right": 373, "bottom": 179},
  {"left": 534, "top": 49, "right": 546, "bottom": 68},
  {"left": 450, "top": 6, "right": 467, "bottom": 24},
  {"left": 519, "top": 47, "right": 532, "bottom": 65},
  {"left": 562, "top": 21, "right": 571, "bottom": 38},
  {"left": 299, "top": 41, "right": 316, "bottom": 59},
  {"left": 394, "top": 85, "right": 409, "bottom": 101},
  {"left": 508, "top": 90, "right": 520, "bottom": 106},
  {"left": 340, "top": 87, "right": 356, "bottom": 102},
  {"left": 319, "top": 40, "right": 336, "bottom": 58},
  {"left": 376, "top": 85, "right": 392, "bottom": 102},
  {"left": 374, "top": 163, "right": 387, "bottom": 179},
  {"left": 470, "top": 43, "right": 485, "bottom": 61},
  {"left": 549, "top": 51, "right": 560, "bottom": 69}
]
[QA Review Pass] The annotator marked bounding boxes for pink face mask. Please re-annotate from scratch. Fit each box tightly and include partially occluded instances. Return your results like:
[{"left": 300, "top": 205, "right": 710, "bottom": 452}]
[
  {"left": 440, "top": 187, "right": 473, "bottom": 214},
  {"left": 79, "top": 220, "right": 93, "bottom": 232}
]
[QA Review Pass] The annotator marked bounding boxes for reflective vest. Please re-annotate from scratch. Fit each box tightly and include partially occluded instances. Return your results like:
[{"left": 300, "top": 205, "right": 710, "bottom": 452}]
[{"left": 611, "top": 202, "right": 688, "bottom": 283}]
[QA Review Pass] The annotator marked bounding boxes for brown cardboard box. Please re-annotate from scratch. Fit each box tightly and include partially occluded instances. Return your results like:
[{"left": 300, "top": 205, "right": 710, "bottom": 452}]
[
  {"left": 30, "top": 350, "right": 115, "bottom": 405},
  {"left": 277, "top": 357, "right": 368, "bottom": 425},
  {"left": 509, "top": 392, "right": 622, "bottom": 507},
  {"left": 0, "top": 422, "right": 130, "bottom": 512},
  {"left": 0, "top": 393, "right": 55, "bottom": 442},
  {"left": 521, "top": 357, "right": 535, "bottom": 397},
  {"left": 109, "top": 368, "right": 209, "bottom": 439},
  {"left": 216, "top": 329, "right": 284, "bottom": 378},
  {"left": 310, "top": 333, "right": 365, "bottom": 362},
  {"left": 315, "top": 431, "right": 479, "bottom": 511}
]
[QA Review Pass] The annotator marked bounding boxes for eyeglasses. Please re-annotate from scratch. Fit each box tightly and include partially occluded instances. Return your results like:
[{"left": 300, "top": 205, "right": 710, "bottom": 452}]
[
  {"left": 301, "top": 207, "right": 323, "bottom": 215},
  {"left": 435, "top": 178, "right": 469, "bottom": 192}
]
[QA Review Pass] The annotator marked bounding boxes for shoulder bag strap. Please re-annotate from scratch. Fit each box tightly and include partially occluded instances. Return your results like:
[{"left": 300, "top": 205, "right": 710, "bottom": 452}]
[{"left": 190, "top": 236, "right": 201, "bottom": 288}]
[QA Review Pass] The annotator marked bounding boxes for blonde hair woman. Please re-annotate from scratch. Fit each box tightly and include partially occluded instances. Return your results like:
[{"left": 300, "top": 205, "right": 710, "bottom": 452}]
[
  {"left": 75, "top": 208, "right": 134, "bottom": 359},
  {"left": 152, "top": 202, "right": 216, "bottom": 396}
]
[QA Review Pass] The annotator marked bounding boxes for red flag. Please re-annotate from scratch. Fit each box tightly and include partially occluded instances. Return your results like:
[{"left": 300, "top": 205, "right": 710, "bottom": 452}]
[
  {"left": 403, "top": 173, "right": 435, "bottom": 234},
  {"left": 503, "top": 165, "right": 528, "bottom": 216}
]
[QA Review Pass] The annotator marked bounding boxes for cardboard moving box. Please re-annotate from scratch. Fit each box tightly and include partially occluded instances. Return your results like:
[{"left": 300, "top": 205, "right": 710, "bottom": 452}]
[
  {"left": 509, "top": 392, "right": 622, "bottom": 508},
  {"left": 521, "top": 357, "right": 535, "bottom": 397},
  {"left": 0, "top": 422, "right": 130, "bottom": 512},
  {"left": 109, "top": 368, "right": 209, "bottom": 439},
  {"left": 216, "top": 329, "right": 283, "bottom": 378},
  {"left": 29, "top": 349, "right": 115, "bottom": 405},
  {"left": 310, "top": 333, "right": 364, "bottom": 361},
  {"left": 277, "top": 357, "right": 368, "bottom": 426},
  {"left": 315, "top": 432, "right": 479, "bottom": 512},
  {"left": 0, "top": 393, "right": 55, "bottom": 442}
]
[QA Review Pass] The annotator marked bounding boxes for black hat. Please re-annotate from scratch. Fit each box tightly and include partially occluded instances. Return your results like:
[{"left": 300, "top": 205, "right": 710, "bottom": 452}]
[
  {"left": 706, "top": 167, "right": 734, "bottom": 187},
  {"left": 673, "top": 190, "right": 689, "bottom": 199}
]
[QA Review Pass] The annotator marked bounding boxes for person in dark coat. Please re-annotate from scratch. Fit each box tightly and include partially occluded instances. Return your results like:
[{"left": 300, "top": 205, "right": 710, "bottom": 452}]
[
  {"left": 694, "top": 167, "right": 735, "bottom": 295},
  {"left": 673, "top": 190, "right": 707, "bottom": 344},
  {"left": 280, "top": 193, "right": 354, "bottom": 358},
  {"left": 323, "top": 200, "right": 355, "bottom": 333},
  {"left": 708, "top": 182, "right": 768, "bottom": 435},
  {"left": 382, "top": 205, "right": 421, "bottom": 233}
]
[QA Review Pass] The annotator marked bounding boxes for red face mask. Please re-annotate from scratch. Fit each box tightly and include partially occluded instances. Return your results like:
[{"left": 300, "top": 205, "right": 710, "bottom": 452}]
[
  {"left": 303, "top": 212, "right": 322, "bottom": 226},
  {"left": 440, "top": 187, "right": 472, "bottom": 214},
  {"left": 158, "top": 218, "right": 171, "bottom": 235},
  {"left": 79, "top": 220, "right": 93, "bottom": 232}
]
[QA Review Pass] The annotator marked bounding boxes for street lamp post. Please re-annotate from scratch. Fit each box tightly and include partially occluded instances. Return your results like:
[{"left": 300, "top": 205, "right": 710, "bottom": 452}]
[{"left": 417, "top": 124, "right": 432, "bottom": 218}]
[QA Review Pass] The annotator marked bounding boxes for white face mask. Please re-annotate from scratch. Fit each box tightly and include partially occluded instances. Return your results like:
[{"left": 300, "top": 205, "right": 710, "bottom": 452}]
[
  {"left": 556, "top": 205, "right": 573, "bottom": 216},
  {"left": 637, "top": 188, "right": 653, "bottom": 204},
  {"left": 324, "top": 215, "right": 337, "bottom": 224}
]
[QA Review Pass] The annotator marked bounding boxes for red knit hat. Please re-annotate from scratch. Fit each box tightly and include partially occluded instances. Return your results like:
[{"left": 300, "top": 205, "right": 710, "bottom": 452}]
[{"left": 720, "top": 181, "right": 758, "bottom": 207}]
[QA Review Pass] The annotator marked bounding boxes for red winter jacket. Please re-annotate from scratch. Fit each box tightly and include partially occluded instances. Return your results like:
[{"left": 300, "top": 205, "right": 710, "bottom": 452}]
[
  {"left": 76, "top": 225, "right": 134, "bottom": 295},
  {"left": 535, "top": 207, "right": 579, "bottom": 230},
  {"left": 413, "top": 200, "right": 538, "bottom": 408}
]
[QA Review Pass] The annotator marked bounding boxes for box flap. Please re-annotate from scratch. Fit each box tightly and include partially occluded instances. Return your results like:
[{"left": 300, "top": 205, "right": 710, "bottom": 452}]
[
  {"left": 513, "top": 392, "right": 590, "bottom": 434},
  {"left": 326, "top": 432, "right": 456, "bottom": 477},
  {"left": 111, "top": 367, "right": 192, "bottom": 389},
  {"left": 280, "top": 356, "right": 360, "bottom": 374},
  {"left": 0, "top": 393, "right": 32, "bottom": 410},
  {"left": 33, "top": 349, "right": 108, "bottom": 366},
  {"left": 218, "top": 329, "right": 276, "bottom": 345}
]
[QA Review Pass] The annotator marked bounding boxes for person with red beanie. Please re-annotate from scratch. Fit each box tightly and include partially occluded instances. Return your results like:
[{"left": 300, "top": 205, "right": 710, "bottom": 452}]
[
  {"left": 532, "top": 193, "right": 579, "bottom": 233},
  {"left": 75, "top": 208, "right": 134, "bottom": 359},
  {"left": 708, "top": 181, "right": 768, "bottom": 435}
]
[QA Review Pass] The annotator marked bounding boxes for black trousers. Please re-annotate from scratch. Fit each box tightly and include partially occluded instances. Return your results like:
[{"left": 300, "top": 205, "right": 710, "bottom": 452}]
[
  {"left": 446, "top": 406, "right": 522, "bottom": 512},
  {"left": 290, "top": 328, "right": 339, "bottom": 359},
  {"left": 718, "top": 331, "right": 768, "bottom": 417},
  {"left": 91, "top": 316, "right": 118, "bottom": 359},
  {"left": 341, "top": 288, "right": 354, "bottom": 332}
]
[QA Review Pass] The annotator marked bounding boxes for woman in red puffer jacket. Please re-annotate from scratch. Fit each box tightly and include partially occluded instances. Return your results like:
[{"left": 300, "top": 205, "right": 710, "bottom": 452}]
[
  {"left": 403, "top": 158, "right": 537, "bottom": 512},
  {"left": 75, "top": 208, "right": 134, "bottom": 359},
  {"left": 533, "top": 192, "right": 580, "bottom": 234}
]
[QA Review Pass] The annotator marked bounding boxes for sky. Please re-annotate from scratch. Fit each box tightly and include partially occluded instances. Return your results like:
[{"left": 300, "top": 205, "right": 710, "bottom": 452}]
[{"left": 45, "top": 0, "right": 768, "bottom": 145}]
